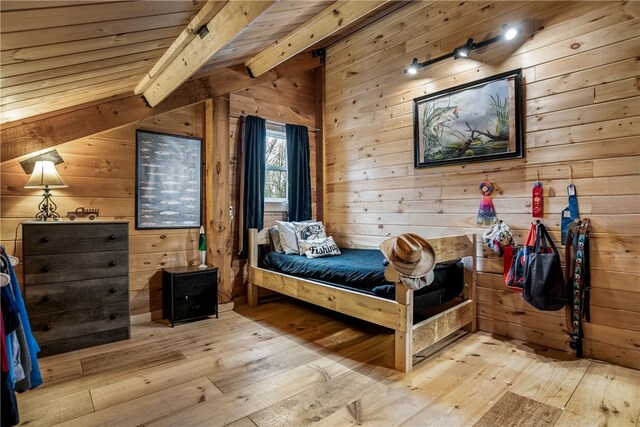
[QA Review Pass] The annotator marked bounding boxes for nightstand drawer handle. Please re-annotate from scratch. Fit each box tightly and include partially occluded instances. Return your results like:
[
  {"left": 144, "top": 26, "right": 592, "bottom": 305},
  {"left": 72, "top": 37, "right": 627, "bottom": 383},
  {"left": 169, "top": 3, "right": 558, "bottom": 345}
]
[
  {"left": 110, "top": 314, "right": 118, "bottom": 320},
  {"left": 41, "top": 236, "right": 49, "bottom": 243},
  {"left": 42, "top": 324, "right": 51, "bottom": 332},
  {"left": 42, "top": 296, "right": 51, "bottom": 303},
  {"left": 184, "top": 295, "right": 189, "bottom": 301},
  {"left": 109, "top": 234, "right": 116, "bottom": 240},
  {"left": 109, "top": 288, "right": 117, "bottom": 294},
  {"left": 41, "top": 265, "right": 50, "bottom": 273},
  {"left": 108, "top": 261, "right": 117, "bottom": 267},
  {"left": 192, "top": 282, "right": 201, "bottom": 288}
]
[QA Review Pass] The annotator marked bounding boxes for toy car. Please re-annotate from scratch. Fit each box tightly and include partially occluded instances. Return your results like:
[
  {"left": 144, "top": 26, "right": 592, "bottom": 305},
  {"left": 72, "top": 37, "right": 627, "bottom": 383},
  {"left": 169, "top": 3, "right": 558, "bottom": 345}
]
[{"left": 66, "top": 207, "right": 99, "bottom": 220}]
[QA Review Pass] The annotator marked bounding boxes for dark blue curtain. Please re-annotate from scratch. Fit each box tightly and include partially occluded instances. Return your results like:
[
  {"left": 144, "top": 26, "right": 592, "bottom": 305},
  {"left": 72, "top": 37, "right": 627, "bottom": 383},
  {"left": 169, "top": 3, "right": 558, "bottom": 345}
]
[
  {"left": 240, "top": 115, "right": 266, "bottom": 259},
  {"left": 285, "top": 124, "right": 312, "bottom": 222}
]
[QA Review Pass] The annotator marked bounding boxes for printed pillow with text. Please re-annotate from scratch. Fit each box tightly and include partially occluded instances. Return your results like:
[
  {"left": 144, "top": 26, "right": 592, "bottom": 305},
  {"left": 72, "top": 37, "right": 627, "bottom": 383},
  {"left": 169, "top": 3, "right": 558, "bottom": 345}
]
[{"left": 299, "top": 236, "right": 341, "bottom": 259}]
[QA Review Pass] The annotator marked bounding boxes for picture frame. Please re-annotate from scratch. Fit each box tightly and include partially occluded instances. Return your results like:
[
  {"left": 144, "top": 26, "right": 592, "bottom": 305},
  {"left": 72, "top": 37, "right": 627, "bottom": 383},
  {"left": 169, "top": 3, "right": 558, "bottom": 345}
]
[
  {"left": 135, "top": 129, "right": 202, "bottom": 230},
  {"left": 413, "top": 69, "right": 523, "bottom": 168}
]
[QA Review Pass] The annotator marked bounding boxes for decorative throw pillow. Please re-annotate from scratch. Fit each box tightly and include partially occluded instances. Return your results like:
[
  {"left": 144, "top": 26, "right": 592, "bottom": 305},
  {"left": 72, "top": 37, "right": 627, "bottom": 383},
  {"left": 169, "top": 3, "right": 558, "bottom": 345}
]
[
  {"left": 269, "top": 226, "right": 283, "bottom": 253},
  {"left": 276, "top": 221, "right": 299, "bottom": 254},
  {"left": 299, "top": 236, "right": 341, "bottom": 259},
  {"left": 293, "top": 221, "right": 326, "bottom": 254}
]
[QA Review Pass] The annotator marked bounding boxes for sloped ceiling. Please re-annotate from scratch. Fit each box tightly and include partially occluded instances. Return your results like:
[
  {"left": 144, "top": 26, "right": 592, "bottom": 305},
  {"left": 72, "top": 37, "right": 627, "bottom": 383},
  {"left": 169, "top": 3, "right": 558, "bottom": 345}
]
[{"left": 0, "top": 0, "right": 334, "bottom": 125}]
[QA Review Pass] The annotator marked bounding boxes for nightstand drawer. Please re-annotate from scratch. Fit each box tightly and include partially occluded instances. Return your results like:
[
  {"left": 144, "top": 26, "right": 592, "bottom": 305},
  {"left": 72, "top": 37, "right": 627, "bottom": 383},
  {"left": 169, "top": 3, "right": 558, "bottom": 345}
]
[
  {"left": 24, "top": 250, "right": 128, "bottom": 285},
  {"left": 23, "top": 223, "right": 128, "bottom": 255},
  {"left": 25, "top": 276, "right": 128, "bottom": 314},
  {"left": 172, "top": 296, "right": 216, "bottom": 321},
  {"left": 30, "top": 302, "right": 130, "bottom": 344},
  {"left": 172, "top": 271, "right": 217, "bottom": 299}
]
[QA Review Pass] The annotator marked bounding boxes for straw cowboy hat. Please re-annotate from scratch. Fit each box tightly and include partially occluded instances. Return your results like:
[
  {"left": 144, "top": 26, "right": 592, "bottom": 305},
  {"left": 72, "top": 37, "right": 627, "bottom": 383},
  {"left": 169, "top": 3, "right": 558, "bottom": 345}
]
[{"left": 380, "top": 233, "right": 436, "bottom": 279}]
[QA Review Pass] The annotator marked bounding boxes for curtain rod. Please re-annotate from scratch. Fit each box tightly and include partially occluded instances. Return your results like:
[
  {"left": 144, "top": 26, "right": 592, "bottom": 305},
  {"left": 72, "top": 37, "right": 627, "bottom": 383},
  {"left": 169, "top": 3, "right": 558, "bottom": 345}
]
[{"left": 240, "top": 115, "right": 319, "bottom": 132}]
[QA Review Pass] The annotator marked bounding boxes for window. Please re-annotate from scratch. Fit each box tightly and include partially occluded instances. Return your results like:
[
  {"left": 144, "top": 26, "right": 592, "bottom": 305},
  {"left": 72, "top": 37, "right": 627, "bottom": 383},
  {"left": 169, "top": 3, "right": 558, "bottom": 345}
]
[{"left": 265, "top": 124, "right": 287, "bottom": 202}]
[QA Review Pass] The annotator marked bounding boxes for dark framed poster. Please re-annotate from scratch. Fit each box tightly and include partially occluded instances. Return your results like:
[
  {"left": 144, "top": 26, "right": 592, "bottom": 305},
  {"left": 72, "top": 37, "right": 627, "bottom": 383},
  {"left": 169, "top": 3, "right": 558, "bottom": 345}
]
[
  {"left": 413, "top": 69, "right": 524, "bottom": 168},
  {"left": 135, "top": 129, "right": 202, "bottom": 229}
]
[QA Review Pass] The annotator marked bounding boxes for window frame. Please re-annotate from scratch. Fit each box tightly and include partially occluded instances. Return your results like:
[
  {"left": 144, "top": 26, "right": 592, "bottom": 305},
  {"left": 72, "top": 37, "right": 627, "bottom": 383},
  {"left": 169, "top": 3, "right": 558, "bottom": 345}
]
[{"left": 264, "top": 124, "right": 288, "bottom": 204}]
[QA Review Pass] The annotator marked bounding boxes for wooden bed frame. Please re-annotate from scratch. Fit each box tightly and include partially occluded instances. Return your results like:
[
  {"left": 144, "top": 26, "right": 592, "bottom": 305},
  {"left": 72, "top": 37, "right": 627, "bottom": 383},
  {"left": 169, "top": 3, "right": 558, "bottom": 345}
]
[{"left": 247, "top": 228, "right": 477, "bottom": 372}]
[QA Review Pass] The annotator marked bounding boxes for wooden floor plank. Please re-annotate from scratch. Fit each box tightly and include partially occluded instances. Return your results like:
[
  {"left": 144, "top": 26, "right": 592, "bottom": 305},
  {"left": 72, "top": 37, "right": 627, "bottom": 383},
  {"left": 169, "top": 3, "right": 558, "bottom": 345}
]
[
  {"left": 248, "top": 364, "right": 392, "bottom": 427},
  {"left": 556, "top": 362, "right": 640, "bottom": 427},
  {"left": 13, "top": 300, "right": 639, "bottom": 427},
  {"left": 473, "top": 391, "right": 562, "bottom": 427},
  {"left": 57, "top": 377, "right": 221, "bottom": 427},
  {"left": 17, "top": 390, "right": 94, "bottom": 427}
]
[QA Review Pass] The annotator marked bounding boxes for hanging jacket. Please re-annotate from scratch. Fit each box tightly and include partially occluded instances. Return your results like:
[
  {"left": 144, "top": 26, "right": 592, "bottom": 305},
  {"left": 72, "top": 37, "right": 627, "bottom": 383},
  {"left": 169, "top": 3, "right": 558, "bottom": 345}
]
[{"left": 0, "top": 248, "right": 42, "bottom": 389}]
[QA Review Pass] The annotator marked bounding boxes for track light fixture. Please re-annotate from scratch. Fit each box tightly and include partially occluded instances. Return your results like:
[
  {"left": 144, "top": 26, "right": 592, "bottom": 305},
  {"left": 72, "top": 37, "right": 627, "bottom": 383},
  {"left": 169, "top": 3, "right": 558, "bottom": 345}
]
[{"left": 405, "top": 24, "right": 520, "bottom": 75}]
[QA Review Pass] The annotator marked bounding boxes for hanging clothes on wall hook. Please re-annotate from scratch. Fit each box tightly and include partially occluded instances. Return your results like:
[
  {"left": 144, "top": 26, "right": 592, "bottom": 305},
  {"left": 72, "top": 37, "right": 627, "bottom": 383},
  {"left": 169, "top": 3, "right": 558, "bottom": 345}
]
[{"left": 561, "top": 166, "right": 579, "bottom": 243}]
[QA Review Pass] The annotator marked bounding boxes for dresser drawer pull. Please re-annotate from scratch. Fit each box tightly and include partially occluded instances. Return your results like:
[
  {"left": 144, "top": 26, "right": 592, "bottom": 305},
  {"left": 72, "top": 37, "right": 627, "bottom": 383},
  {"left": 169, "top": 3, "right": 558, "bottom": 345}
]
[
  {"left": 41, "top": 236, "right": 49, "bottom": 243},
  {"left": 184, "top": 295, "right": 190, "bottom": 301},
  {"left": 41, "top": 296, "right": 51, "bottom": 303},
  {"left": 41, "top": 265, "right": 50, "bottom": 273},
  {"left": 192, "top": 282, "right": 201, "bottom": 289},
  {"left": 109, "top": 234, "right": 116, "bottom": 240},
  {"left": 42, "top": 324, "right": 52, "bottom": 332},
  {"left": 109, "top": 288, "right": 117, "bottom": 294},
  {"left": 108, "top": 261, "right": 117, "bottom": 267},
  {"left": 110, "top": 314, "right": 118, "bottom": 320}
]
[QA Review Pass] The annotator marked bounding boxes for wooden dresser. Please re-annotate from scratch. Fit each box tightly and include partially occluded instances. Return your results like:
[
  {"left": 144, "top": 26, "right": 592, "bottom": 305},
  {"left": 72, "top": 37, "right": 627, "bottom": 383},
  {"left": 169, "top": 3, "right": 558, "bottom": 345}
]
[{"left": 22, "top": 221, "right": 130, "bottom": 356}]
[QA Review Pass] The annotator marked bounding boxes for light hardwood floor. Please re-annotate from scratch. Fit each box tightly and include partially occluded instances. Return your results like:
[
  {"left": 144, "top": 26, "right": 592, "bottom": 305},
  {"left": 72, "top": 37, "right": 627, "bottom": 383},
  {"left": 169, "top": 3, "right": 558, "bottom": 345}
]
[{"left": 16, "top": 299, "right": 640, "bottom": 427}]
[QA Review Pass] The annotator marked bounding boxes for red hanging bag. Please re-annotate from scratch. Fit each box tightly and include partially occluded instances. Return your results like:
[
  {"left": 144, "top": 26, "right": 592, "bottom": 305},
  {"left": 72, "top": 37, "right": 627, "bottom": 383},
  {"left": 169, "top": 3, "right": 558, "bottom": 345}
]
[{"left": 504, "top": 223, "right": 536, "bottom": 292}]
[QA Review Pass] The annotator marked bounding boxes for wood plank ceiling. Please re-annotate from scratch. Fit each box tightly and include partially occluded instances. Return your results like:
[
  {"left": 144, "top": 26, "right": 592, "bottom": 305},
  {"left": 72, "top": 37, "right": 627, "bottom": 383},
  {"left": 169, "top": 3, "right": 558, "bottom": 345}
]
[{"left": 0, "top": 0, "right": 334, "bottom": 125}]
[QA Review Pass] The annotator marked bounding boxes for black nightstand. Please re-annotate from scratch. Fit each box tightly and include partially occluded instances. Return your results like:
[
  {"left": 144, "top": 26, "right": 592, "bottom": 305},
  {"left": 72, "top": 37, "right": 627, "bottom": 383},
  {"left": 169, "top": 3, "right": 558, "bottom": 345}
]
[{"left": 162, "top": 265, "right": 218, "bottom": 327}]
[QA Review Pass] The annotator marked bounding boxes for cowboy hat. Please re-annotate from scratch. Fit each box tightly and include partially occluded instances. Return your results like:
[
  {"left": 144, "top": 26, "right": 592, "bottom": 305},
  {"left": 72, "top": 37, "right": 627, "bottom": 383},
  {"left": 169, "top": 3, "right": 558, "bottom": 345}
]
[{"left": 380, "top": 233, "right": 436, "bottom": 278}]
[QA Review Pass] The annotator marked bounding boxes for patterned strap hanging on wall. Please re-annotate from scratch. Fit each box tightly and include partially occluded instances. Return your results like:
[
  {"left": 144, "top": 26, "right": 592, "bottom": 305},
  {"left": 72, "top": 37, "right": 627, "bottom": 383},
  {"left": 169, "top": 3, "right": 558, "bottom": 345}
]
[{"left": 565, "top": 218, "right": 591, "bottom": 358}]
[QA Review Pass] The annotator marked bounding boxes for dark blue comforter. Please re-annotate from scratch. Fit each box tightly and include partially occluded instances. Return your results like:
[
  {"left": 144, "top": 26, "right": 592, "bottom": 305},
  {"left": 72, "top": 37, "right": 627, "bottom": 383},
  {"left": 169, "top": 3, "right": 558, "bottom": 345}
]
[{"left": 263, "top": 248, "right": 388, "bottom": 291}]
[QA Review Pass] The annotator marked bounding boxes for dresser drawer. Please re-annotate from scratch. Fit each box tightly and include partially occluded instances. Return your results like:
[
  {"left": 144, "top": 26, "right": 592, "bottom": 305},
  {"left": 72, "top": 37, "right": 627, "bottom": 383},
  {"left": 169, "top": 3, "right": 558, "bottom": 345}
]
[
  {"left": 25, "top": 276, "right": 128, "bottom": 314},
  {"left": 38, "top": 328, "right": 130, "bottom": 358},
  {"left": 30, "top": 302, "right": 129, "bottom": 344},
  {"left": 172, "top": 271, "right": 217, "bottom": 299},
  {"left": 23, "top": 223, "right": 128, "bottom": 255},
  {"left": 24, "top": 250, "right": 128, "bottom": 285}
]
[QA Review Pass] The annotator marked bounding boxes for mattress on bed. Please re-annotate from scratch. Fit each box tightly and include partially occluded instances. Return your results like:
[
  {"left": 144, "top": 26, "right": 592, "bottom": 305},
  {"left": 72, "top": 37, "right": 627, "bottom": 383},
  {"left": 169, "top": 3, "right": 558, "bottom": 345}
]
[{"left": 262, "top": 248, "right": 464, "bottom": 309}]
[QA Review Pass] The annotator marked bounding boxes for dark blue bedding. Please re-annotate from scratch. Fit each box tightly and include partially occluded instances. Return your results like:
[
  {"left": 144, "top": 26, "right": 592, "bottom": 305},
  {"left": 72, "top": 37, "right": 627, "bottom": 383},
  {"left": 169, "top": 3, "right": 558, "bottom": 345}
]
[
  {"left": 262, "top": 248, "right": 464, "bottom": 313},
  {"left": 263, "top": 248, "right": 387, "bottom": 291}
]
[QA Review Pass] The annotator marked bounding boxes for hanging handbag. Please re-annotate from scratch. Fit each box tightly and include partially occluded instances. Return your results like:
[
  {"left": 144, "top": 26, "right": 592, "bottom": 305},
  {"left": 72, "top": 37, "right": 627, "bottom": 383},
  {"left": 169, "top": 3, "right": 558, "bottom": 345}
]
[
  {"left": 524, "top": 222, "right": 567, "bottom": 311},
  {"left": 504, "top": 223, "right": 536, "bottom": 292}
]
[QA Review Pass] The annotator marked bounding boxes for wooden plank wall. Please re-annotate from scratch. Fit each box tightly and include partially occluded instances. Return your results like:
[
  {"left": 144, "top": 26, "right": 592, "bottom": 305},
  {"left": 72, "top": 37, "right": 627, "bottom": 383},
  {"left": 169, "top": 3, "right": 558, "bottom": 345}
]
[
  {"left": 228, "top": 70, "right": 318, "bottom": 299},
  {"left": 324, "top": 1, "right": 639, "bottom": 369},
  {"left": 0, "top": 104, "right": 205, "bottom": 323},
  {"left": 0, "top": 67, "right": 317, "bottom": 318}
]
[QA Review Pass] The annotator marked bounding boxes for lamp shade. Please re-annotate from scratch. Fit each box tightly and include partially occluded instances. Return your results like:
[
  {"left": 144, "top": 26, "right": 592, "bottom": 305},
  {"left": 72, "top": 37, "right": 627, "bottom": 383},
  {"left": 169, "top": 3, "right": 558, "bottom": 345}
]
[{"left": 24, "top": 160, "right": 68, "bottom": 189}]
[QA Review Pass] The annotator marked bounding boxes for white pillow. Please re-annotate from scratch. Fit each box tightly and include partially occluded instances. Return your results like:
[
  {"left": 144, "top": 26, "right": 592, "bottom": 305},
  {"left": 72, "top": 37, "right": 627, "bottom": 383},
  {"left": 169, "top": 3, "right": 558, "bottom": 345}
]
[
  {"left": 293, "top": 221, "right": 326, "bottom": 254},
  {"left": 299, "top": 236, "right": 341, "bottom": 259},
  {"left": 276, "top": 221, "right": 299, "bottom": 254},
  {"left": 269, "top": 226, "right": 283, "bottom": 253}
]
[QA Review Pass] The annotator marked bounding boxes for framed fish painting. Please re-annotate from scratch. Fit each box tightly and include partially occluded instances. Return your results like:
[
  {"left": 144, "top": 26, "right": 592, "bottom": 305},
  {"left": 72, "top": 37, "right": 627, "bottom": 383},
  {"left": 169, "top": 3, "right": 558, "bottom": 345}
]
[
  {"left": 135, "top": 130, "right": 202, "bottom": 229},
  {"left": 413, "top": 69, "right": 523, "bottom": 168}
]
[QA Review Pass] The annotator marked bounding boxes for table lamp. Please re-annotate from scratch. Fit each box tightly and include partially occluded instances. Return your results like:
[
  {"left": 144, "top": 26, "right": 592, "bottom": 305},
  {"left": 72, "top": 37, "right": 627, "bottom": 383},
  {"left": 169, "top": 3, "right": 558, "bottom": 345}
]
[{"left": 24, "top": 160, "right": 68, "bottom": 221}]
